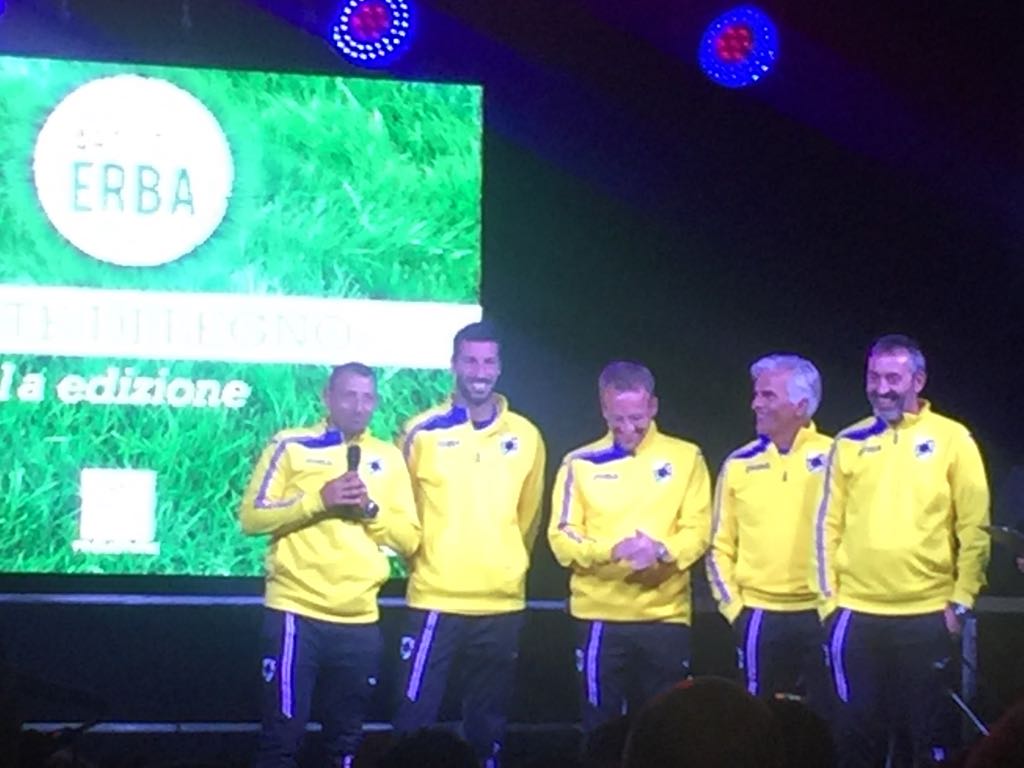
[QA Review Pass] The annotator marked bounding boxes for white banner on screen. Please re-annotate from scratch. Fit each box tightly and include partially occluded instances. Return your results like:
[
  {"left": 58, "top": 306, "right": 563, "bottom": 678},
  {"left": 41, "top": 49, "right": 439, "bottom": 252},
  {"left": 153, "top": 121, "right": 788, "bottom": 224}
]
[{"left": 0, "top": 285, "right": 482, "bottom": 368}]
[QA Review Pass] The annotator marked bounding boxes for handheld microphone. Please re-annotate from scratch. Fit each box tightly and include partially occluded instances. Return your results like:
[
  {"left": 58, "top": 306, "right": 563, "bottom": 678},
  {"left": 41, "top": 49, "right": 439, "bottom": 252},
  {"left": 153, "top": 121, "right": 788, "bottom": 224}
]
[{"left": 337, "top": 443, "right": 363, "bottom": 521}]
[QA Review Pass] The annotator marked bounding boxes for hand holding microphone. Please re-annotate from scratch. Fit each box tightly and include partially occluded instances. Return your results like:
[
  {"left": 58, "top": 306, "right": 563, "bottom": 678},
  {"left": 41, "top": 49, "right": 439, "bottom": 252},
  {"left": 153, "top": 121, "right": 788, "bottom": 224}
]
[{"left": 320, "top": 444, "right": 375, "bottom": 521}]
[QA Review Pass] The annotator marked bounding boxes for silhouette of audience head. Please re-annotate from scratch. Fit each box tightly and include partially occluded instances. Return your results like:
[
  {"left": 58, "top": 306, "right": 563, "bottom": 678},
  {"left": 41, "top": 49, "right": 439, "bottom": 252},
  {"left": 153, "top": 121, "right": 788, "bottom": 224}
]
[
  {"left": 965, "top": 695, "right": 1024, "bottom": 768},
  {"left": 623, "top": 676, "right": 786, "bottom": 768},
  {"left": 766, "top": 696, "right": 835, "bottom": 768},
  {"left": 582, "top": 714, "right": 630, "bottom": 768}
]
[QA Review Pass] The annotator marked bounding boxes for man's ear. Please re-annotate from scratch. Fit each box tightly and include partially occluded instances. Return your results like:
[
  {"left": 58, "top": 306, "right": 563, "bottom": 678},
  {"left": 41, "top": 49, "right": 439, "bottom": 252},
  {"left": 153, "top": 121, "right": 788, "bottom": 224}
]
[
  {"left": 913, "top": 370, "right": 927, "bottom": 395},
  {"left": 795, "top": 398, "right": 810, "bottom": 419}
]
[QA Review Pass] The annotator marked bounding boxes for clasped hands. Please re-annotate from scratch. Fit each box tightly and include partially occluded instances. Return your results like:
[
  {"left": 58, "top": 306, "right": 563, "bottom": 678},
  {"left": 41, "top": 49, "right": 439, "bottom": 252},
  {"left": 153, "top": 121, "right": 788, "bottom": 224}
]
[{"left": 612, "top": 529, "right": 674, "bottom": 587}]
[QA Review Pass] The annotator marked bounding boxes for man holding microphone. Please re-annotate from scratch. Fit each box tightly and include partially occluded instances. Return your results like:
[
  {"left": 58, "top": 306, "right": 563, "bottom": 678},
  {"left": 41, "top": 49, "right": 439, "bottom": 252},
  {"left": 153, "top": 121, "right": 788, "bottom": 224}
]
[{"left": 241, "top": 363, "right": 420, "bottom": 768}]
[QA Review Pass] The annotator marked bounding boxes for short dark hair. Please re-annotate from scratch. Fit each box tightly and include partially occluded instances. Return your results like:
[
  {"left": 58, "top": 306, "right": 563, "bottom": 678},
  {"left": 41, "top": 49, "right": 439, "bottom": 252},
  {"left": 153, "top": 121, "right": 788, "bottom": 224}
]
[
  {"left": 452, "top": 320, "right": 500, "bottom": 360},
  {"left": 599, "top": 361, "right": 656, "bottom": 395},
  {"left": 328, "top": 362, "right": 376, "bottom": 390},
  {"left": 868, "top": 334, "right": 927, "bottom": 375}
]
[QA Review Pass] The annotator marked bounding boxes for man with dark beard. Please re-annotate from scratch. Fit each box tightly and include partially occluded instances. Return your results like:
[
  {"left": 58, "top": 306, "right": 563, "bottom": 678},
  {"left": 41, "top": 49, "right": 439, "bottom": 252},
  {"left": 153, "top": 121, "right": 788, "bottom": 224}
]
[
  {"left": 812, "top": 334, "right": 990, "bottom": 767},
  {"left": 392, "top": 321, "right": 546, "bottom": 768}
]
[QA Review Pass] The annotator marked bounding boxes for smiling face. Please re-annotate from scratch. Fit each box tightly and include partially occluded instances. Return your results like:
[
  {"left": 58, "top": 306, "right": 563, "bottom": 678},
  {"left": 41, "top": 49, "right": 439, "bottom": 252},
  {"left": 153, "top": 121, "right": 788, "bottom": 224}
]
[
  {"left": 752, "top": 368, "right": 808, "bottom": 440},
  {"left": 866, "top": 349, "right": 925, "bottom": 423},
  {"left": 452, "top": 339, "right": 501, "bottom": 407},
  {"left": 600, "top": 386, "right": 658, "bottom": 452}
]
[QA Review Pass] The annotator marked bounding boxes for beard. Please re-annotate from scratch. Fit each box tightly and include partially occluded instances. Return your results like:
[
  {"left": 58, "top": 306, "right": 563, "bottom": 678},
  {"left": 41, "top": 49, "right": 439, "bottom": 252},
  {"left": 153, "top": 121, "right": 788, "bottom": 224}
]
[
  {"left": 457, "top": 378, "right": 495, "bottom": 405},
  {"left": 870, "top": 393, "right": 906, "bottom": 422}
]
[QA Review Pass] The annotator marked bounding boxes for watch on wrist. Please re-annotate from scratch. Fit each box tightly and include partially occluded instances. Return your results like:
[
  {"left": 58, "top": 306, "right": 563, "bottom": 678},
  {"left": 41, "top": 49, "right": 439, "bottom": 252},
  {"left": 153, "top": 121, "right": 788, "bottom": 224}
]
[
  {"left": 952, "top": 602, "right": 971, "bottom": 620},
  {"left": 655, "top": 543, "right": 671, "bottom": 564}
]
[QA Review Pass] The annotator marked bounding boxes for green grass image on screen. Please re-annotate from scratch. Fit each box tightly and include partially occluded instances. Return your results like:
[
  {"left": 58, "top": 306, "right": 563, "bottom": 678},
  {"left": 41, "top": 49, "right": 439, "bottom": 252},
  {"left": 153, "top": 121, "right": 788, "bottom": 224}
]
[{"left": 0, "top": 55, "right": 482, "bottom": 577}]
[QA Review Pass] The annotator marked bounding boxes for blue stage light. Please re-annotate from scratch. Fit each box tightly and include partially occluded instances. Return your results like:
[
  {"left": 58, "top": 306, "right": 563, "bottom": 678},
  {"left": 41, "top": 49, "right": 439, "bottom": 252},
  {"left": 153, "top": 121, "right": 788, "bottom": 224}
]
[
  {"left": 329, "top": 0, "right": 415, "bottom": 69},
  {"left": 698, "top": 6, "right": 778, "bottom": 88}
]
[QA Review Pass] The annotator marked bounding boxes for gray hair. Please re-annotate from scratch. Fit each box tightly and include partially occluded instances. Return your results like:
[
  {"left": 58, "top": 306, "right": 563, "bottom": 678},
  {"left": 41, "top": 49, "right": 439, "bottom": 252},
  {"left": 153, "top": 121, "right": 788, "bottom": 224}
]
[
  {"left": 869, "top": 334, "right": 927, "bottom": 376},
  {"left": 749, "top": 354, "right": 822, "bottom": 417}
]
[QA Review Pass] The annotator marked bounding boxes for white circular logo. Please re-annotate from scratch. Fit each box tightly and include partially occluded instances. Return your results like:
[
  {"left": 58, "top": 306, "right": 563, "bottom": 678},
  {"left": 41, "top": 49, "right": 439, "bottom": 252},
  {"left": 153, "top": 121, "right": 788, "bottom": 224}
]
[{"left": 33, "top": 74, "right": 234, "bottom": 267}]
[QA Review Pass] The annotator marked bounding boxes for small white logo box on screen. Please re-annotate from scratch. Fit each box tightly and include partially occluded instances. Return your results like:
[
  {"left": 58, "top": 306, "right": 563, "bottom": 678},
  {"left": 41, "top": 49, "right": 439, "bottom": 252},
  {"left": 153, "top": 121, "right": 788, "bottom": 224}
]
[
  {"left": 33, "top": 73, "right": 234, "bottom": 268},
  {"left": 74, "top": 467, "right": 160, "bottom": 556}
]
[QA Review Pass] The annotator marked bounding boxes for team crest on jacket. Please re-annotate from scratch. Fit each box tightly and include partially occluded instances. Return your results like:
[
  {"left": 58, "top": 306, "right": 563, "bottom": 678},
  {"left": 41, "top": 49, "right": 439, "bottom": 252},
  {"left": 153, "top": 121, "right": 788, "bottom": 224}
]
[
  {"left": 653, "top": 461, "right": 673, "bottom": 482},
  {"left": 914, "top": 438, "right": 936, "bottom": 459},
  {"left": 368, "top": 458, "right": 383, "bottom": 474},
  {"left": 806, "top": 453, "right": 827, "bottom": 473},
  {"left": 400, "top": 636, "right": 415, "bottom": 661},
  {"left": 261, "top": 657, "right": 276, "bottom": 682},
  {"left": 500, "top": 434, "right": 520, "bottom": 455}
]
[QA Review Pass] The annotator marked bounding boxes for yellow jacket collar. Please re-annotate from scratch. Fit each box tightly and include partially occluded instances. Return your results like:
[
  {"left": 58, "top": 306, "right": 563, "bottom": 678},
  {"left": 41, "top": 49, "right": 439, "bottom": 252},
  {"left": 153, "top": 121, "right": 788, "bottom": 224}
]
[
  {"left": 446, "top": 393, "right": 510, "bottom": 431},
  {"left": 890, "top": 399, "right": 932, "bottom": 429},
  {"left": 604, "top": 420, "right": 661, "bottom": 455}
]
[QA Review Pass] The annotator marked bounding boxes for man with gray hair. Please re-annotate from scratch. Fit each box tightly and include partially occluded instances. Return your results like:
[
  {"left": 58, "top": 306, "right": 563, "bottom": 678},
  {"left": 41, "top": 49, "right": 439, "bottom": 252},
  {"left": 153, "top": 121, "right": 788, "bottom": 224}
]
[
  {"left": 707, "top": 353, "right": 832, "bottom": 713},
  {"left": 549, "top": 360, "right": 712, "bottom": 735}
]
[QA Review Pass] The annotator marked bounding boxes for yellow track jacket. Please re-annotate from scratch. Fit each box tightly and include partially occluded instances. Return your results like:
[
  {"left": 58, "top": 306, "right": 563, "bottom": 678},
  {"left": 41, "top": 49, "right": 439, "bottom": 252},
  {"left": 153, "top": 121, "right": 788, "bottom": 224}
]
[
  {"left": 399, "top": 395, "right": 546, "bottom": 615},
  {"left": 240, "top": 422, "right": 420, "bottom": 623},
  {"left": 707, "top": 424, "right": 833, "bottom": 624},
  {"left": 812, "top": 402, "right": 990, "bottom": 617},
  {"left": 549, "top": 423, "right": 712, "bottom": 624}
]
